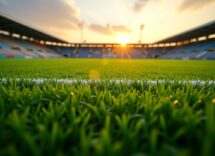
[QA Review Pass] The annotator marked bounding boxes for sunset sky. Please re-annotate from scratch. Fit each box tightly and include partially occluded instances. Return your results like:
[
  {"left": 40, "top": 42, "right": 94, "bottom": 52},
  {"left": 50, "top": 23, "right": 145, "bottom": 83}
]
[{"left": 0, "top": 0, "right": 215, "bottom": 43}]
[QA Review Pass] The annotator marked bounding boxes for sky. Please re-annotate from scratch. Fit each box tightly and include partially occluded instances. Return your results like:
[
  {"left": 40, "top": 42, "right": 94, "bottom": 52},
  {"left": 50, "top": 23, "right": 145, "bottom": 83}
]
[{"left": 0, "top": 0, "right": 215, "bottom": 43}]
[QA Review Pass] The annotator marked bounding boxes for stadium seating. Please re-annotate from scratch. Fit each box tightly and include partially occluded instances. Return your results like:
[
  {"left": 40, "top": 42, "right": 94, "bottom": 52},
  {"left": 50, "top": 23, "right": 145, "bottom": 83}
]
[
  {"left": 51, "top": 41, "right": 214, "bottom": 60},
  {"left": 160, "top": 40, "right": 215, "bottom": 60},
  {"left": 0, "top": 35, "right": 63, "bottom": 59},
  {"left": 2, "top": 34, "right": 214, "bottom": 60},
  {"left": 90, "top": 48, "right": 103, "bottom": 58}
]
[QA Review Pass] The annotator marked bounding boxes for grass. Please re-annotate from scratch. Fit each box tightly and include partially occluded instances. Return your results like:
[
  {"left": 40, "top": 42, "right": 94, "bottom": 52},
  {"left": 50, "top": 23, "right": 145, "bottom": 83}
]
[
  {"left": 0, "top": 59, "right": 214, "bottom": 80},
  {"left": 0, "top": 80, "right": 215, "bottom": 156},
  {"left": 0, "top": 59, "right": 215, "bottom": 156}
]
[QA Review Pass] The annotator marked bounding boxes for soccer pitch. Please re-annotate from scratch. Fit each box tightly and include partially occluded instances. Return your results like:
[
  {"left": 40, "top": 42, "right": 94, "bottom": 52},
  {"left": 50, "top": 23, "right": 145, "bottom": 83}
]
[
  {"left": 0, "top": 59, "right": 215, "bottom": 80},
  {"left": 0, "top": 59, "right": 215, "bottom": 156}
]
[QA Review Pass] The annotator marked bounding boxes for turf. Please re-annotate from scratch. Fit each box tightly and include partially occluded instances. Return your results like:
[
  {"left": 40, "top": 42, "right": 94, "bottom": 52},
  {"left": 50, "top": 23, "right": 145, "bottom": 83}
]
[
  {"left": 0, "top": 80, "right": 214, "bottom": 156},
  {"left": 0, "top": 59, "right": 214, "bottom": 80},
  {"left": 0, "top": 59, "right": 215, "bottom": 156}
]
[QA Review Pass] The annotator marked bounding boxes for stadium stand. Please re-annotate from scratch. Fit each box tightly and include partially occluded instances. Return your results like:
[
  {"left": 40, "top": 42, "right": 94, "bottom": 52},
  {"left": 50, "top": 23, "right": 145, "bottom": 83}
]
[
  {"left": 159, "top": 40, "right": 215, "bottom": 60},
  {"left": 0, "top": 12, "right": 215, "bottom": 59},
  {"left": 0, "top": 13, "right": 65, "bottom": 58},
  {"left": 156, "top": 20, "right": 215, "bottom": 60},
  {"left": 0, "top": 35, "right": 63, "bottom": 58},
  {"left": 51, "top": 20, "right": 215, "bottom": 60}
]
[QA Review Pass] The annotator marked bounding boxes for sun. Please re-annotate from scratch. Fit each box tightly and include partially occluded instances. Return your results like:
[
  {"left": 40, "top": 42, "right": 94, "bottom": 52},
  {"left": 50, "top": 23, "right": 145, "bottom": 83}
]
[{"left": 117, "top": 35, "right": 129, "bottom": 47}]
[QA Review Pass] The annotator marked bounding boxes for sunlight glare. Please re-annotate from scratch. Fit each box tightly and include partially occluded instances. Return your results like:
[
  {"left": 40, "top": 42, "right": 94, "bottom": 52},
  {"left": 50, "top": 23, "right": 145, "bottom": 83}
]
[{"left": 117, "top": 34, "right": 129, "bottom": 47}]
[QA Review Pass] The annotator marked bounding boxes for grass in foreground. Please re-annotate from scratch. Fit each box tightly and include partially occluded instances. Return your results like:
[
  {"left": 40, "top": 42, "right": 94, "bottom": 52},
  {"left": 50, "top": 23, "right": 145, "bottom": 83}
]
[
  {"left": 0, "top": 59, "right": 214, "bottom": 80},
  {"left": 0, "top": 80, "right": 214, "bottom": 156}
]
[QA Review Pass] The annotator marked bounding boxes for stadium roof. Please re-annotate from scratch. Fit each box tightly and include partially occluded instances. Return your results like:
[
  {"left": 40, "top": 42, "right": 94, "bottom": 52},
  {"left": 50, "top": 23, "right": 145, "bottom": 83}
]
[
  {"left": 0, "top": 13, "right": 68, "bottom": 43},
  {"left": 156, "top": 20, "right": 215, "bottom": 44}
]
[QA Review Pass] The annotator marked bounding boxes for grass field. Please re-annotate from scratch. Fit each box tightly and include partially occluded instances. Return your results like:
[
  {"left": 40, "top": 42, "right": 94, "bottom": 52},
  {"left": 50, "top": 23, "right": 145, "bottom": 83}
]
[
  {"left": 0, "top": 59, "right": 215, "bottom": 80},
  {"left": 0, "top": 59, "right": 215, "bottom": 156}
]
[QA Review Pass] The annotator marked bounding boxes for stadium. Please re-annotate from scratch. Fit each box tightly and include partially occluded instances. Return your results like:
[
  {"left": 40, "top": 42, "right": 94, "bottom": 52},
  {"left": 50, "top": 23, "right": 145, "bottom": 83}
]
[
  {"left": 0, "top": 1, "right": 215, "bottom": 156},
  {"left": 0, "top": 14, "right": 215, "bottom": 59}
]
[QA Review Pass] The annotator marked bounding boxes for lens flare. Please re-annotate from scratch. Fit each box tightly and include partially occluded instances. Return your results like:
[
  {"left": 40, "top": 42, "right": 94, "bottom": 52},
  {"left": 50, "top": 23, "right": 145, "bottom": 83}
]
[{"left": 89, "top": 69, "right": 100, "bottom": 80}]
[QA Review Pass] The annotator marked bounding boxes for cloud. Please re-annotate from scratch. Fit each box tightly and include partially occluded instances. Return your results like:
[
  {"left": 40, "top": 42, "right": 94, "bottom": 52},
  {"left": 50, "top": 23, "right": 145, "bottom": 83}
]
[
  {"left": 0, "top": 0, "right": 80, "bottom": 31},
  {"left": 112, "top": 25, "right": 132, "bottom": 33},
  {"left": 133, "top": 0, "right": 150, "bottom": 13},
  {"left": 89, "top": 24, "right": 113, "bottom": 35},
  {"left": 178, "top": 0, "right": 215, "bottom": 12},
  {"left": 89, "top": 24, "right": 132, "bottom": 35}
]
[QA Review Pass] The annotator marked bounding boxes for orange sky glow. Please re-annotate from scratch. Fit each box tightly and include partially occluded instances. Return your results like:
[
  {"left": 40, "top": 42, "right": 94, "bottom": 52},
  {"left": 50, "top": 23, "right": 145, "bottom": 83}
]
[{"left": 0, "top": 0, "right": 215, "bottom": 43}]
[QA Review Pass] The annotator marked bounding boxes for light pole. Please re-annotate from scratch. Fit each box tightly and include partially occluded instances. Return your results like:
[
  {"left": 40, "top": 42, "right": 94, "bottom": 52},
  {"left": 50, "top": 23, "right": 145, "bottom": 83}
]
[
  {"left": 78, "top": 23, "right": 84, "bottom": 43},
  {"left": 139, "top": 24, "right": 144, "bottom": 44}
]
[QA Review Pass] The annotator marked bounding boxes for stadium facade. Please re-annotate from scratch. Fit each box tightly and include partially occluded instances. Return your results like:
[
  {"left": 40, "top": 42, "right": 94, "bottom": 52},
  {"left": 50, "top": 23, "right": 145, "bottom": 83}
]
[{"left": 0, "top": 13, "right": 215, "bottom": 59}]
